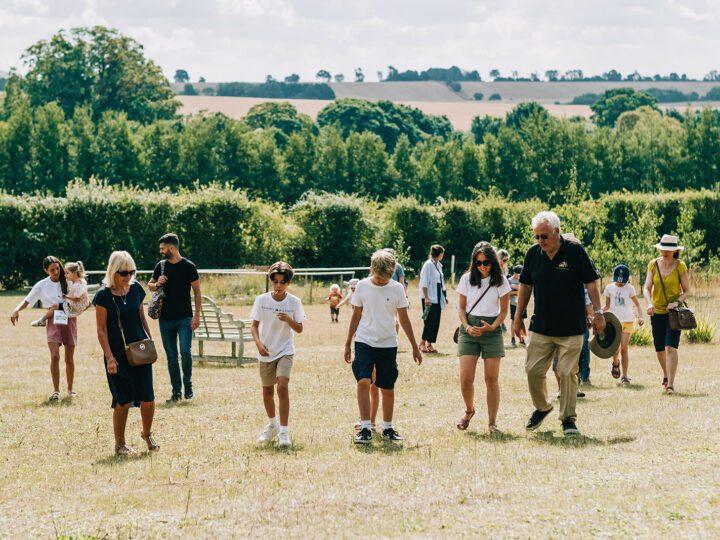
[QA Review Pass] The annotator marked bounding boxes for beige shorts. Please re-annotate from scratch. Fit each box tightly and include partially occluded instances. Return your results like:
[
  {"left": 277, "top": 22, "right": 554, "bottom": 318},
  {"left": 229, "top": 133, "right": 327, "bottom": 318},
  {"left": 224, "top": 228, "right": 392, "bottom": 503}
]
[{"left": 259, "top": 355, "right": 293, "bottom": 386}]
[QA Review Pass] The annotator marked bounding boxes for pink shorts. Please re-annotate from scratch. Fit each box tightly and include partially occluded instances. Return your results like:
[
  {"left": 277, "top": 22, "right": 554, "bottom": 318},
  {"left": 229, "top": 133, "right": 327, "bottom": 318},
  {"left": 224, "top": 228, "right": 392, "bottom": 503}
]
[{"left": 46, "top": 316, "right": 78, "bottom": 346}]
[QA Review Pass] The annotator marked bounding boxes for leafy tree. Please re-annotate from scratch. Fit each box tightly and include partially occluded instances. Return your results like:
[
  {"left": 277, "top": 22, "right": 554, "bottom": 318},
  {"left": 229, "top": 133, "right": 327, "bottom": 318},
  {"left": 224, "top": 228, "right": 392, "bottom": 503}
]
[
  {"left": 704, "top": 70, "right": 720, "bottom": 82},
  {"left": 334, "top": 74, "right": 345, "bottom": 83},
  {"left": 182, "top": 83, "right": 198, "bottom": 96},
  {"left": 30, "top": 103, "right": 70, "bottom": 194},
  {"left": 590, "top": 88, "right": 658, "bottom": 127},
  {"left": 93, "top": 110, "right": 143, "bottom": 184},
  {"left": 545, "top": 70, "right": 558, "bottom": 81},
  {"left": 244, "top": 102, "right": 316, "bottom": 146},
  {"left": 198, "top": 76, "right": 206, "bottom": 83},
  {"left": 315, "top": 69, "right": 332, "bottom": 83},
  {"left": 504, "top": 102, "right": 549, "bottom": 130},
  {"left": 174, "top": 69, "right": 190, "bottom": 83},
  {"left": 470, "top": 115, "right": 502, "bottom": 144},
  {"left": 67, "top": 106, "right": 97, "bottom": 182},
  {"left": 489, "top": 69, "right": 500, "bottom": 80},
  {"left": 354, "top": 68, "right": 365, "bottom": 82},
  {"left": 284, "top": 73, "right": 300, "bottom": 84},
  {"left": 473, "top": 93, "right": 483, "bottom": 101},
  {"left": 488, "top": 93, "right": 502, "bottom": 101},
  {"left": 201, "top": 87, "right": 215, "bottom": 96},
  {"left": 15, "top": 26, "right": 179, "bottom": 123}
]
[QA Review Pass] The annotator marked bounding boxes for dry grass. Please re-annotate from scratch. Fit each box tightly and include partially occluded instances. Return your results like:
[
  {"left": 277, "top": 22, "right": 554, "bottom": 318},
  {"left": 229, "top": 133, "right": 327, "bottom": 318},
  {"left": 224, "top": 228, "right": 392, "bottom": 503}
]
[{"left": 1, "top": 283, "right": 719, "bottom": 538}]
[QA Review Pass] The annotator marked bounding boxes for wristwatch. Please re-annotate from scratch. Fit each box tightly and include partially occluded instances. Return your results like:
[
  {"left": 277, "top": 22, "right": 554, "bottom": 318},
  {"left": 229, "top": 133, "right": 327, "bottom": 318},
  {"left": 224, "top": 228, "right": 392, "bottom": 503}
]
[{"left": 593, "top": 308, "right": 603, "bottom": 315}]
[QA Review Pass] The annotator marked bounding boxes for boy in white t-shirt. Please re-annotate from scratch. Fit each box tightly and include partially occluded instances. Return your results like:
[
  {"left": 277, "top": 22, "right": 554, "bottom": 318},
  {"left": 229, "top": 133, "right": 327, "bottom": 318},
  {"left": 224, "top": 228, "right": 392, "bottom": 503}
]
[
  {"left": 344, "top": 249, "right": 422, "bottom": 444},
  {"left": 251, "top": 262, "right": 306, "bottom": 447},
  {"left": 603, "top": 264, "right": 645, "bottom": 385}
]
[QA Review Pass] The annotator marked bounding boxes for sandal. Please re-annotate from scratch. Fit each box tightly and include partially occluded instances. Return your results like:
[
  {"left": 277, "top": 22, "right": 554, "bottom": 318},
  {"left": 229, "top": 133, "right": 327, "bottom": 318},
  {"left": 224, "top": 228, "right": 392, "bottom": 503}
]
[
  {"left": 662, "top": 377, "right": 668, "bottom": 389},
  {"left": 489, "top": 424, "right": 503, "bottom": 435},
  {"left": 49, "top": 391, "right": 60, "bottom": 402},
  {"left": 141, "top": 432, "right": 160, "bottom": 452},
  {"left": 456, "top": 409, "right": 475, "bottom": 431},
  {"left": 665, "top": 386, "right": 674, "bottom": 395},
  {"left": 418, "top": 343, "right": 429, "bottom": 353},
  {"left": 611, "top": 362, "right": 620, "bottom": 379},
  {"left": 426, "top": 346, "right": 439, "bottom": 354},
  {"left": 115, "top": 444, "right": 137, "bottom": 456}
]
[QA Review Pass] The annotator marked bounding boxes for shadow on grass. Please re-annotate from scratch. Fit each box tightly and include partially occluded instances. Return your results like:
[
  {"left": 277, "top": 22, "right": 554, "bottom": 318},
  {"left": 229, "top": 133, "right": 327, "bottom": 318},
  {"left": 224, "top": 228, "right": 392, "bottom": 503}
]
[
  {"left": 158, "top": 400, "right": 196, "bottom": 410},
  {"left": 353, "top": 440, "right": 416, "bottom": 455},
  {"left": 250, "top": 443, "right": 307, "bottom": 454},
  {"left": 38, "top": 398, "right": 75, "bottom": 408},
  {"left": 531, "top": 431, "right": 636, "bottom": 448},
  {"left": 620, "top": 383, "right": 646, "bottom": 391},
  {"left": 667, "top": 391, "right": 709, "bottom": 398},
  {"left": 465, "top": 431, "right": 521, "bottom": 443},
  {"left": 95, "top": 451, "right": 154, "bottom": 466}
]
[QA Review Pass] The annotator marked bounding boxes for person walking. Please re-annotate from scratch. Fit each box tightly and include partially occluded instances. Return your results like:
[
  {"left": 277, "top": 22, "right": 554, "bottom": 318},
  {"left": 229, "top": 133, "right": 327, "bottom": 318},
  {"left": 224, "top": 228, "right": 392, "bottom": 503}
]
[
  {"left": 643, "top": 234, "right": 691, "bottom": 394},
  {"left": 94, "top": 251, "right": 159, "bottom": 455},
  {"left": 148, "top": 233, "right": 202, "bottom": 402},
  {"left": 513, "top": 212, "right": 605, "bottom": 436},
  {"left": 419, "top": 244, "right": 446, "bottom": 353}
]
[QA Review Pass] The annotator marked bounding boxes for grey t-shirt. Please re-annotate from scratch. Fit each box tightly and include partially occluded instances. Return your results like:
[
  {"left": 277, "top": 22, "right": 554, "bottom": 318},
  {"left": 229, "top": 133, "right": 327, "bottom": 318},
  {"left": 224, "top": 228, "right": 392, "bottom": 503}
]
[
  {"left": 391, "top": 263, "right": 405, "bottom": 284},
  {"left": 509, "top": 276, "right": 520, "bottom": 306}
]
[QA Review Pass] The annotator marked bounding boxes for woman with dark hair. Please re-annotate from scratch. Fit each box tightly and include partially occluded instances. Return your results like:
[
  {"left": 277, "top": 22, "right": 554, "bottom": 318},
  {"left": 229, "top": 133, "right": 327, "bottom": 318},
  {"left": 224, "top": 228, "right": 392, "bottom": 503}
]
[
  {"left": 455, "top": 242, "right": 511, "bottom": 434},
  {"left": 10, "top": 256, "right": 77, "bottom": 402},
  {"left": 419, "top": 244, "right": 446, "bottom": 353}
]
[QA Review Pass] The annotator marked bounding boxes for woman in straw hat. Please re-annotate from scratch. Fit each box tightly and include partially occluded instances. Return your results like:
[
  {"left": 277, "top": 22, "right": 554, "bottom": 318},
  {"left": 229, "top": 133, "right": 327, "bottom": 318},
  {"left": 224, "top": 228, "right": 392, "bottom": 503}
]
[{"left": 643, "top": 235, "right": 691, "bottom": 394}]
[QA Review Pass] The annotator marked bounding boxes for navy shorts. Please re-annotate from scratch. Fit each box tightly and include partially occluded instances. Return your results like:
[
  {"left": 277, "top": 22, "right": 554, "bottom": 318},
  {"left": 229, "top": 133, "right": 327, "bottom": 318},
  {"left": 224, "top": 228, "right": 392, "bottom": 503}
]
[
  {"left": 651, "top": 313, "right": 681, "bottom": 352},
  {"left": 352, "top": 341, "right": 399, "bottom": 390},
  {"left": 510, "top": 304, "right": 526, "bottom": 321}
]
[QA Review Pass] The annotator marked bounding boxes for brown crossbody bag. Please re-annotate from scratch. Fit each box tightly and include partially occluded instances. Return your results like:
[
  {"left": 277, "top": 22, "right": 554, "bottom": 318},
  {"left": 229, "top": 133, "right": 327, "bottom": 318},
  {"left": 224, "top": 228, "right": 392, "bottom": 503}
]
[
  {"left": 654, "top": 260, "right": 697, "bottom": 331},
  {"left": 113, "top": 295, "right": 158, "bottom": 367}
]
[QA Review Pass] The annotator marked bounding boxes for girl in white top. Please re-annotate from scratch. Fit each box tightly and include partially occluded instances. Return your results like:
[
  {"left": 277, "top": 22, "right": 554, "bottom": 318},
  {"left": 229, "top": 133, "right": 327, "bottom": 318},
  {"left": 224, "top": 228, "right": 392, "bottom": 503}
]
[{"left": 455, "top": 242, "right": 511, "bottom": 434}]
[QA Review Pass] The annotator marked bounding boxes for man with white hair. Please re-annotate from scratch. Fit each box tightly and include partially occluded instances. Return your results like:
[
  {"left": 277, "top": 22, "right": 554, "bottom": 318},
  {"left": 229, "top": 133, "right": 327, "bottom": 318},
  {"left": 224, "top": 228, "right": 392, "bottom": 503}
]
[{"left": 513, "top": 211, "right": 605, "bottom": 435}]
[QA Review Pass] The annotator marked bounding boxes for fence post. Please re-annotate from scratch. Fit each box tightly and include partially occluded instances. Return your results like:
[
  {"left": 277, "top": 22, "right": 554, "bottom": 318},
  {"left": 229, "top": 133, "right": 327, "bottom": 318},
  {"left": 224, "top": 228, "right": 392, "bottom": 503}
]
[{"left": 451, "top": 255, "right": 456, "bottom": 288}]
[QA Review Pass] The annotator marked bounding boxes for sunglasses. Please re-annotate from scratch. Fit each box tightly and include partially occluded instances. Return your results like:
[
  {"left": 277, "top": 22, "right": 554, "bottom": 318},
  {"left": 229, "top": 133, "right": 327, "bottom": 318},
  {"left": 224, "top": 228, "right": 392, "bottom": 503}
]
[
  {"left": 534, "top": 234, "right": 549, "bottom": 241},
  {"left": 117, "top": 270, "right": 136, "bottom": 277},
  {"left": 475, "top": 260, "right": 492, "bottom": 267},
  {"left": 271, "top": 279, "right": 288, "bottom": 285}
]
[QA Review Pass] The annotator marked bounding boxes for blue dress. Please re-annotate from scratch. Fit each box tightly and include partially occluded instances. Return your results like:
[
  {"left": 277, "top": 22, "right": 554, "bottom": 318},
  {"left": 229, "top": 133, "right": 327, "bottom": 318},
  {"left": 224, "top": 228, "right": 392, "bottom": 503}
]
[{"left": 93, "top": 283, "right": 155, "bottom": 408}]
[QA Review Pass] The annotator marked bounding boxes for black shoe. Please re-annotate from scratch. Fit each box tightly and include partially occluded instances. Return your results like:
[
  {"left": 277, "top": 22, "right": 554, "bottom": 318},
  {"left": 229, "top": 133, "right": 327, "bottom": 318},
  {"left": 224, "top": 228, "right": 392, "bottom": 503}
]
[
  {"left": 166, "top": 393, "right": 182, "bottom": 403},
  {"left": 576, "top": 390, "right": 586, "bottom": 398},
  {"left": 525, "top": 406, "right": 553, "bottom": 431},
  {"left": 354, "top": 428, "right": 372, "bottom": 444},
  {"left": 381, "top": 428, "right": 404, "bottom": 442},
  {"left": 184, "top": 389, "right": 194, "bottom": 400},
  {"left": 562, "top": 419, "right": 580, "bottom": 435}
]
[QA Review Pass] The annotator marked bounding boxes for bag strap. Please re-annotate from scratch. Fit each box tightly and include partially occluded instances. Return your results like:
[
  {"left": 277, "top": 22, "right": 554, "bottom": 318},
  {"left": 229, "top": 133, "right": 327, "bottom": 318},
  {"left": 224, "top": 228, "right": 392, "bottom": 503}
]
[
  {"left": 655, "top": 259, "right": 671, "bottom": 306},
  {"left": 111, "top": 295, "right": 128, "bottom": 349},
  {"left": 466, "top": 281, "right": 493, "bottom": 315}
]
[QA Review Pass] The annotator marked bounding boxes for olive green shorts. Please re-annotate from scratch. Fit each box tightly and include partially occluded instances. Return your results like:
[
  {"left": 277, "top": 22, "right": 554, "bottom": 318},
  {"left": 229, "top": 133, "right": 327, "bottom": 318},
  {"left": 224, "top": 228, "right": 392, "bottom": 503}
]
[{"left": 457, "top": 315, "right": 505, "bottom": 359}]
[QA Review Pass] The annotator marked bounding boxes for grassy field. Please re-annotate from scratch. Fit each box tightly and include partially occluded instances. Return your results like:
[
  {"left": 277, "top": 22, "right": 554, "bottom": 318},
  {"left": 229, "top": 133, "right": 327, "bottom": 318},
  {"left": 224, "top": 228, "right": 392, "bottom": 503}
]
[{"left": 1, "top": 282, "right": 718, "bottom": 538}]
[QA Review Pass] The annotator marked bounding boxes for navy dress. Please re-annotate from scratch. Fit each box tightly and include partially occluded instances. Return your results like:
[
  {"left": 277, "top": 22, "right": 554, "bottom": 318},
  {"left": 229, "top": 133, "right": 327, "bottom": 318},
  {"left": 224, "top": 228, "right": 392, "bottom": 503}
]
[{"left": 93, "top": 283, "right": 155, "bottom": 408}]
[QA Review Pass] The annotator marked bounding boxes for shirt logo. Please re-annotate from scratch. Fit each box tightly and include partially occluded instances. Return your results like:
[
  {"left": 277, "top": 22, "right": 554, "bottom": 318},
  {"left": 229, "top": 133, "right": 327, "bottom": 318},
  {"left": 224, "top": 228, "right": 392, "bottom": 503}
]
[{"left": 557, "top": 261, "right": 569, "bottom": 270}]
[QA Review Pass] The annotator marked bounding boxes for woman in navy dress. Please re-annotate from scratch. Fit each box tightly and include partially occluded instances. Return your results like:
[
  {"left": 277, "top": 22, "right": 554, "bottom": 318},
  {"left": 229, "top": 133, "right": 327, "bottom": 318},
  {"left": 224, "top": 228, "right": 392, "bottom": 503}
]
[{"left": 94, "top": 251, "right": 159, "bottom": 455}]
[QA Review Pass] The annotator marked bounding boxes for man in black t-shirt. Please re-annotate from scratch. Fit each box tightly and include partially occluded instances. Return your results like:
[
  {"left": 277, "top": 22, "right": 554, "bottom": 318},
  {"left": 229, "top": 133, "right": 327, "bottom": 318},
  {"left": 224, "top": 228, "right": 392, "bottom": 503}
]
[
  {"left": 513, "top": 212, "right": 605, "bottom": 436},
  {"left": 149, "top": 233, "right": 202, "bottom": 402}
]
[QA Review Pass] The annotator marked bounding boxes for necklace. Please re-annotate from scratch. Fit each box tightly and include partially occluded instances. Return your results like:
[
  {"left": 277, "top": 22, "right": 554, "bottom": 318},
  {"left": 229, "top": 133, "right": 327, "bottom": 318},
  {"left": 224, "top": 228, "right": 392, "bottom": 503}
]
[{"left": 113, "top": 287, "right": 130, "bottom": 304}]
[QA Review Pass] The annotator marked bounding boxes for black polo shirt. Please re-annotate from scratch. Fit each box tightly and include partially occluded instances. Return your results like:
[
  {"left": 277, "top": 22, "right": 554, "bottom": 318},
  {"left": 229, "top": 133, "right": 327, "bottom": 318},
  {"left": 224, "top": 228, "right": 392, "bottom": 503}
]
[{"left": 519, "top": 238, "right": 599, "bottom": 337}]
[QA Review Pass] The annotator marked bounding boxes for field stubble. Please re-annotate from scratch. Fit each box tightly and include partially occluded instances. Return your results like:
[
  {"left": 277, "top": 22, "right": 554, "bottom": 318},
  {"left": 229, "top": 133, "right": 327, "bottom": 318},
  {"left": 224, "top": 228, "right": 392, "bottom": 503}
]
[{"left": 0, "top": 283, "right": 718, "bottom": 538}]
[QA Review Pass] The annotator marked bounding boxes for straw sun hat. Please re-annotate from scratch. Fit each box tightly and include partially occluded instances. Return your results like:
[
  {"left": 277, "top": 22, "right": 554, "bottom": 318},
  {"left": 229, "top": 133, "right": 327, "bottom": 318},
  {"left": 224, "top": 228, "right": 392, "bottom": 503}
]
[{"left": 654, "top": 234, "right": 684, "bottom": 251}]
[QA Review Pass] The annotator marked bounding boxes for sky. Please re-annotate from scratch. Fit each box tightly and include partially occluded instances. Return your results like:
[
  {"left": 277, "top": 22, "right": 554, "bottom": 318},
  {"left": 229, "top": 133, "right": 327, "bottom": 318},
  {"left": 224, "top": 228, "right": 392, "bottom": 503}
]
[{"left": 1, "top": 0, "right": 720, "bottom": 83}]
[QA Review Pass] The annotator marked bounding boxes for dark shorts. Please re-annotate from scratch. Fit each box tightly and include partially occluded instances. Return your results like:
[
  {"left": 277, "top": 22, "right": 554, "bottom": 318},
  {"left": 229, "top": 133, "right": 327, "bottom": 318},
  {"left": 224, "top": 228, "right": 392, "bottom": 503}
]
[
  {"left": 330, "top": 307, "right": 340, "bottom": 315},
  {"left": 510, "top": 304, "right": 526, "bottom": 321},
  {"left": 651, "top": 313, "right": 681, "bottom": 352},
  {"left": 352, "top": 341, "right": 398, "bottom": 390}
]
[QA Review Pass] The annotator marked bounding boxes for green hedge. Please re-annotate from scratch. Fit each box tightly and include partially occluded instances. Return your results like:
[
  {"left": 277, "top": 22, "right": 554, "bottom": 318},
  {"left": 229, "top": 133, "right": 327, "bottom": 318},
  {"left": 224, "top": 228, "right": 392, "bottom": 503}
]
[{"left": 1, "top": 183, "right": 719, "bottom": 289}]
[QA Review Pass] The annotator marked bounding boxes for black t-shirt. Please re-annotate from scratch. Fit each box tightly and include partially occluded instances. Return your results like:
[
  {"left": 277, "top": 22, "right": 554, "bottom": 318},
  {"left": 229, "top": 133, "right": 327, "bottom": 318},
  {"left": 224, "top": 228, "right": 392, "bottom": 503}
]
[
  {"left": 92, "top": 283, "right": 147, "bottom": 356},
  {"left": 519, "top": 238, "right": 599, "bottom": 337},
  {"left": 152, "top": 258, "right": 199, "bottom": 320}
]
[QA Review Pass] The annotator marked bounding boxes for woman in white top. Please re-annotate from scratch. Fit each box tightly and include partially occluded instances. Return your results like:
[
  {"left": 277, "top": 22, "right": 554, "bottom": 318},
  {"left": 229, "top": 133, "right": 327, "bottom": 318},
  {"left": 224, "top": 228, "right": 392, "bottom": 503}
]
[
  {"left": 418, "top": 244, "right": 447, "bottom": 353},
  {"left": 456, "top": 242, "right": 511, "bottom": 434}
]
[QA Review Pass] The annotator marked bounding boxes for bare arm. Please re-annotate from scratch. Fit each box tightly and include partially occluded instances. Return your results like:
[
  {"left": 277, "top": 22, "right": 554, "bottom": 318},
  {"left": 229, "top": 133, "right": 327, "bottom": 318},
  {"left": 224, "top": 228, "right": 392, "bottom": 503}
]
[
  {"left": 139, "top": 303, "right": 152, "bottom": 340},
  {"left": 277, "top": 313, "right": 303, "bottom": 334},
  {"left": 585, "top": 280, "right": 606, "bottom": 334},
  {"left": 630, "top": 295, "right": 645, "bottom": 325},
  {"left": 397, "top": 307, "right": 422, "bottom": 365},
  {"left": 95, "top": 305, "right": 118, "bottom": 374},
  {"left": 344, "top": 306, "right": 363, "bottom": 363},
  {"left": 251, "top": 320, "right": 269, "bottom": 357},
  {"left": 490, "top": 294, "right": 509, "bottom": 331},
  {"left": 457, "top": 293, "right": 469, "bottom": 330},
  {"left": 512, "top": 283, "right": 533, "bottom": 339},
  {"left": 643, "top": 270, "right": 655, "bottom": 315},
  {"left": 191, "top": 279, "right": 202, "bottom": 330},
  {"left": 10, "top": 300, "right": 30, "bottom": 325}
]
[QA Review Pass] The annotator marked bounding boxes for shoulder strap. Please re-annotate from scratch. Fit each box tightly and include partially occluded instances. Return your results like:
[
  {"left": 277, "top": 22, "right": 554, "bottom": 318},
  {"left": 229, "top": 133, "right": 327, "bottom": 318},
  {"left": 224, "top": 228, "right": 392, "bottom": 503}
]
[
  {"left": 160, "top": 259, "right": 166, "bottom": 276},
  {"left": 466, "top": 281, "right": 492, "bottom": 314},
  {"left": 655, "top": 260, "right": 670, "bottom": 305},
  {"left": 111, "top": 296, "right": 128, "bottom": 349}
]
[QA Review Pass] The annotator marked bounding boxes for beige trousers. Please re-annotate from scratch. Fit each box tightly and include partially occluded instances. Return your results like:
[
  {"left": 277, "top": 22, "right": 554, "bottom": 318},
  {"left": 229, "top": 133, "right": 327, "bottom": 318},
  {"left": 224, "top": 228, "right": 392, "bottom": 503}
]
[{"left": 525, "top": 332, "right": 584, "bottom": 421}]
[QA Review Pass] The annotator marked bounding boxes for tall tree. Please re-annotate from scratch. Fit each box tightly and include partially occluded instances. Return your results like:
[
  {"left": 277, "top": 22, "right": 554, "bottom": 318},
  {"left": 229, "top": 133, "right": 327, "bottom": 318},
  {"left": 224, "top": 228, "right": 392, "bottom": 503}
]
[
  {"left": 174, "top": 69, "right": 190, "bottom": 83},
  {"left": 590, "top": 88, "right": 658, "bottom": 127},
  {"left": 315, "top": 70, "right": 332, "bottom": 83}
]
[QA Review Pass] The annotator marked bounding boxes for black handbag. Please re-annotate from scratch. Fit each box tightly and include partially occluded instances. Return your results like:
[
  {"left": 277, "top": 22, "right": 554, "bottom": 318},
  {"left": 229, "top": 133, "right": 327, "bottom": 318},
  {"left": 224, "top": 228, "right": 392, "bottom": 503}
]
[{"left": 655, "top": 260, "right": 697, "bottom": 331}]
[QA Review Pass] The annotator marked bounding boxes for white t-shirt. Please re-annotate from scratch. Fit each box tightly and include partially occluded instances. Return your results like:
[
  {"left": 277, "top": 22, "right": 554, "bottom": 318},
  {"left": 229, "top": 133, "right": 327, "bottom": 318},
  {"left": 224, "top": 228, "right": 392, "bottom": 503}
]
[
  {"left": 604, "top": 283, "right": 637, "bottom": 323},
  {"left": 352, "top": 278, "right": 409, "bottom": 348},
  {"left": 24, "top": 277, "right": 64, "bottom": 309},
  {"left": 457, "top": 273, "right": 512, "bottom": 317},
  {"left": 250, "top": 292, "right": 306, "bottom": 362}
]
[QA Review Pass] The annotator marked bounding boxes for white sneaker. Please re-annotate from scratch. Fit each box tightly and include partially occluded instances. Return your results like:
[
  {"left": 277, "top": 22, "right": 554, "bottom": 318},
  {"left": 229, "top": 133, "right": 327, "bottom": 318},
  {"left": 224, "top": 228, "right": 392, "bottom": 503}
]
[
  {"left": 257, "top": 422, "right": 279, "bottom": 443},
  {"left": 278, "top": 431, "right": 291, "bottom": 447},
  {"left": 31, "top": 318, "right": 47, "bottom": 327}
]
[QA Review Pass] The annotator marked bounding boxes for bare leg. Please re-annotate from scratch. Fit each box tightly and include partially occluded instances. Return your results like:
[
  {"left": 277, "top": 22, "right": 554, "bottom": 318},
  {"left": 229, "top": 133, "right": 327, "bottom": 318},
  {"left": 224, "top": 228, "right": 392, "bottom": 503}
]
[
  {"left": 459, "top": 355, "right": 479, "bottom": 414},
  {"left": 262, "top": 385, "right": 276, "bottom": 419},
  {"left": 357, "top": 379, "right": 371, "bottom": 420},
  {"left": 64, "top": 345, "right": 75, "bottom": 392},
  {"left": 380, "top": 388, "right": 395, "bottom": 423},
  {"left": 666, "top": 347, "right": 679, "bottom": 387},
  {"left": 48, "top": 343, "right": 61, "bottom": 393},
  {"left": 113, "top": 404, "right": 131, "bottom": 447},
  {"left": 655, "top": 350, "right": 668, "bottom": 379},
  {"left": 369, "top": 383, "right": 379, "bottom": 424},
  {"left": 140, "top": 401, "right": 155, "bottom": 436},
  {"left": 620, "top": 333, "right": 630, "bottom": 377},
  {"left": 276, "top": 377, "right": 290, "bottom": 426},
  {"left": 483, "top": 357, "right": 501, "bottom": 427}
]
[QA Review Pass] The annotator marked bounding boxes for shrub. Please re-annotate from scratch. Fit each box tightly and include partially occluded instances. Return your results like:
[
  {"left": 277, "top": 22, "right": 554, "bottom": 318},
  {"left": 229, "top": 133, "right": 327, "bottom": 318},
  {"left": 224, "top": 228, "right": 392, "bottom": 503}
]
[
  {"left": 380, "top": 197, "right": 439, "bottom": 271},
  {"left": 473, "top": 93, "right": 484, "bottom": 101},
  {"left": 488, "top": 93, "right": 502, "bottom": 101},
  {"left": 686, "top": 318, "right": 716, "bottom": 343},
  {"left": 630, "top": 326, "right": 653, "bottom": 346}
]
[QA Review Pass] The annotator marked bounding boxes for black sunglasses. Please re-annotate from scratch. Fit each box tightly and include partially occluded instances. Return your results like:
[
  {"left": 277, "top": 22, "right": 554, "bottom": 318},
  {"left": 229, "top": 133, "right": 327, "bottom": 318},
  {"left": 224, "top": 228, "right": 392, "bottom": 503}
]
[
  {"left": 534, "top": 234, "right": 549, "bottom": 241},
  {"left": 475, "top": 260, "right": 492, "bottom": 267},
  {"left": 117, "top": 269, "right": 136, "bottom": 277}
]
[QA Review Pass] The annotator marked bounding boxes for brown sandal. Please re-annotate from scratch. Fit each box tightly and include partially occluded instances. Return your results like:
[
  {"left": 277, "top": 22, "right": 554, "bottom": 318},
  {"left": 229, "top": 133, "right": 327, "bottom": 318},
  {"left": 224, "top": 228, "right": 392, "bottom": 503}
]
[
  {"left": 141, "top": 432, "right": 160, "bottom": 452},
  {"left": 456, "top": 409, "right": 475, "bottom": 431}
]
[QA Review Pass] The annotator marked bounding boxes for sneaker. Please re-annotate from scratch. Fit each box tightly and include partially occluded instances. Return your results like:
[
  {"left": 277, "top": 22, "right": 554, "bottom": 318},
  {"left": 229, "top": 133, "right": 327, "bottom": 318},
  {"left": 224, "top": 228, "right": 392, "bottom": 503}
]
[
  {"left": 49, "top": 391, "right": 60, "bottom": 402},
  {"left": 562, "top": 419, "right": 580, "bottom": 435},
  {"left": 354, "top": 422, "right": 376, "bottom": 432},
  {"left": 257, "top": 422, "right": 279, "bottom": 443},
  {"left": 579, "top": 378, "right": 592, "bottom": 386},
  {"left": 381, "top": 428, "right": 404, "bottom": 442},
  {"left": 68, "top": 391, "right": 78, "bottom": 399},
  {"left": 31, "top": 318, "right": 47, "bottom": 327},
  {"left": 184, "top": 389, "right": 194, "bottom": 400},
  {"left": 278, "top": 431, "right": 292, "bottom": 447},
  {"left": 576, "top": 390, "right": 586, "bottom": 398},
  {"left": 665, "top": 386, "right": 675, "bottom": 395},
  {"left": 525, "top": 406, "right": 553, "bottom": 431},
  {"left": 166, "top": 393, "right": 182, "bottom": 403},
  {"left": 510, "top": 338, "right": 517, "bottom": 347},
  {"left": 354, "top": 428, "right": 372, "bottom": 444},
  {"left": 115, "top": 444, "right": 137, "bottom": 456},
  {"left": 621, "top": 376, "right": 631, "bottom": 386}
]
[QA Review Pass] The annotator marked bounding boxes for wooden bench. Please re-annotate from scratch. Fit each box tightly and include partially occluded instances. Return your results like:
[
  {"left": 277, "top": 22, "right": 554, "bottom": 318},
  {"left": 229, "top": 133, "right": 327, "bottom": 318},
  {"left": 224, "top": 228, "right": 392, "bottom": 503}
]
[{"left": 193, "top": 295, "right": 256, "bottom": 365}]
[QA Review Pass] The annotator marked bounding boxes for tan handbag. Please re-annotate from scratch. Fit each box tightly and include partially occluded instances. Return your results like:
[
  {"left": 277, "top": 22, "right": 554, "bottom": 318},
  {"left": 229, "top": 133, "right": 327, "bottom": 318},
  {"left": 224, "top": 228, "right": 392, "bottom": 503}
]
[
  {"left": 655, "top": 260, "right": 697, "bottom": 331},
  {"left": 113, "top": 296, "right": 158, "bottom": 367}
]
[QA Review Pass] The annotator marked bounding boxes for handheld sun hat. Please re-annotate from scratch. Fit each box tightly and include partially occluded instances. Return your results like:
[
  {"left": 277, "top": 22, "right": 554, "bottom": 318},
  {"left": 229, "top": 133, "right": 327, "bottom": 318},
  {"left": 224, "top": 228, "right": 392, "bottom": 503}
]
[
  {"left": 613, "top": 264, "right": 630, "bottom": 284},
  {"left": 346, "top": 278, "right": 360, "bottom": 288},
  {"left": 654, "top": 234, "right": 684, "bottom": 251},
  {"left": 589, "top": 311, "right": 623, "bottom": 359}
]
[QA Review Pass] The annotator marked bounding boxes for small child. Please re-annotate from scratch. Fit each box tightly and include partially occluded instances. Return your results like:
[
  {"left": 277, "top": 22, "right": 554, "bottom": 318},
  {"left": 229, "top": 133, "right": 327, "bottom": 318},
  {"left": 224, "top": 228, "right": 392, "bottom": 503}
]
[
  {"left": 508, "top": 265, "right": 526, "bottom": 347},
  {"left": 251, "top": 262, "right": 306, "bottom": 447},
  {"left": 32, "top": 261, "right": 90, "bottom": 326},
  {"left": 327, "top": 284, "right": 343, "bottom": 322},
  {"left": 344, "top": 250, "right": 422, "bottom": 444},
  {"left": 603, "top": 264, "right": 644, "bottom": 385}
]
